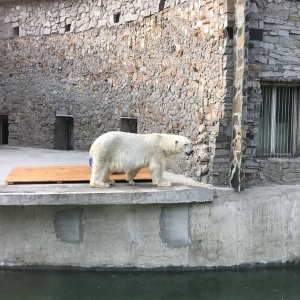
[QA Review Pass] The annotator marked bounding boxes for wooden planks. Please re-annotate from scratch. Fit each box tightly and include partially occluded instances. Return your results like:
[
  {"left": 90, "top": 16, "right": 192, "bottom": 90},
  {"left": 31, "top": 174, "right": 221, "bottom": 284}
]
[{"left": 5, "top": 166, "right": 152, "bottom": 185}]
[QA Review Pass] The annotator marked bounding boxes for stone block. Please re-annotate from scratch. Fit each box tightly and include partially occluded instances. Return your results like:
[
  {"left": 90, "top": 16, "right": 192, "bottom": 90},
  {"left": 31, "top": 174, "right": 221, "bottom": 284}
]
[
  {"left": 11, "top": 16, "right": 18, "bottom": 23},
  {"left": 78, "top": 7, "right": 85, "bottom": 14},
  {"left": 43, "top": 20, "right": 50, "bottom": 27},
  {"left": 94, "top": 10, "right": 101, "bottom": 17},
  {"left": 60, "top": 15, "right": 66, "bottom": 22},
  {"left": 59, "top": 28, "right": 65, "bottom": 34},
  {"left": 65, "top": 17, "right": 72, "bottom": 25},
  {"left": 58, "top": 3, "right": 65, "bottom": 10},
  {"left": 60, "top": 8, "right": 66, "bottom": 17},
  {"left": 283, "top": 70, "right": 299, "bottom": 78},
  {"left": 124, "top": 13, "right": 138, "bottom": 22},
  {"left": 267, "top": 3, "right": 289, "bottom": 21},
  {"left": 278, "top": 29, "right": 289, "bottom": 37},
  {"left": 98, "top": 19, "right": 107, "bottom": 27},
  {"left": 289, "top": 15, "right": 300, "bottom": 22},
  {"left": 42, "top": 27, "right": 51, "bottom": 35}
]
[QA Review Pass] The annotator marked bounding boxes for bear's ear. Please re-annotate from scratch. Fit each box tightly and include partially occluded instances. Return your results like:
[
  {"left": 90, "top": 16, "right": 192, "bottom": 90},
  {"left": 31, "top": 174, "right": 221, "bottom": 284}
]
[{"left": 175, "top": 140, "right": 179, "bottom": 145}]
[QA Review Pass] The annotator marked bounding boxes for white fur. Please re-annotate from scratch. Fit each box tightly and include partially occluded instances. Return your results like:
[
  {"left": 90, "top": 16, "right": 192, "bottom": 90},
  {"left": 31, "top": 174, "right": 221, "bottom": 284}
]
[{"left": 89, "top": 131, "right": 193, "bottom": 188}]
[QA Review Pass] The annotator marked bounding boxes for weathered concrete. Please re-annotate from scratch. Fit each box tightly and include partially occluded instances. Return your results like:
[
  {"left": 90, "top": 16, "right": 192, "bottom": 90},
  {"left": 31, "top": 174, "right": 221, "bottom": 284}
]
[
  {"left": 159, "top": 204, "right": 190, "bottom": 248},
  {"left": 2, "top": 0, "right": 300, "bottom": 268},
  {"left": 0, "top": 147, "right": 300, "bottom": 268},
  {"left": 53, "top": 208, "right": 83, "bottom": 244},
  {"left": 0, "top": 183, "right": 215, "bottom": 206},
  {"left": 189, "top": 185, "right": 300, "bottom": 267},
  {"left": 0, "top": 146, "right": 216, "bottom": 205},
  {"left": 0, "top": 185, "right": 300, "bottom": 268}
]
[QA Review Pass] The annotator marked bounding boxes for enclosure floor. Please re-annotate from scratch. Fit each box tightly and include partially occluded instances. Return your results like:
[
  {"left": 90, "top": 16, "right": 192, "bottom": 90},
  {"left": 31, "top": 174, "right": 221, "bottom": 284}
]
[{"left": 5, "top": 166, "right": 151, "bottom": 185}]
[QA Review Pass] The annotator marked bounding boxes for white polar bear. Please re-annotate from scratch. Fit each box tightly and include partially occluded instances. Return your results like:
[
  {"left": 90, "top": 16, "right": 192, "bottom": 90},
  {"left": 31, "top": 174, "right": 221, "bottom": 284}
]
[{"left": 89, "top": 131, "right": 193, "bottom": 188}]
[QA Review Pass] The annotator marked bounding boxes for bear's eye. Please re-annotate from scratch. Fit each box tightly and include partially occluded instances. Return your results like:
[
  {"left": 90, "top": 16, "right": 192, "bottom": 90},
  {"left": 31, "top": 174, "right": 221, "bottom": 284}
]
[{"left": 184, "top": 143, "right": 188, "bottom": 146}]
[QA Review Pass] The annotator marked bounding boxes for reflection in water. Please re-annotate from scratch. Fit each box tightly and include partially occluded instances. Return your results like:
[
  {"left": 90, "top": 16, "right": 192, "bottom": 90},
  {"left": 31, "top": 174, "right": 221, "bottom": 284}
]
[{"left": 0, "top": 266, "right": 300, "bottom": 300}]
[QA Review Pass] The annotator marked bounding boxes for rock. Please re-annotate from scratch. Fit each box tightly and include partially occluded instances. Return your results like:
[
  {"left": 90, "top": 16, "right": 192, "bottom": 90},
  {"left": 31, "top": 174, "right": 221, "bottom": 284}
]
[
  {"left": 124, "top": 13, "right": 138, "bottom": 22},
  {"left": 198, "top": 123, "right": 206, "bottom": 134}
]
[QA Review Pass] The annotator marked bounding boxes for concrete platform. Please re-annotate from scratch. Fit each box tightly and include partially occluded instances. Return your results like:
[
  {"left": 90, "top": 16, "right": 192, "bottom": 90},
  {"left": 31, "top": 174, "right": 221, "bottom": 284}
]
[
  {"left": 0, "top": 145, "right": 226, "bottom": 206},
  {"left": 2, "top": 146, "right": 300, "bottom": 269}
]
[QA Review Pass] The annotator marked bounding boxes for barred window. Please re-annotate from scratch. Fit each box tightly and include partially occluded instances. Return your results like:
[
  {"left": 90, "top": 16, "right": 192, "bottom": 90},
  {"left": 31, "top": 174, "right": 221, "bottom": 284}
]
[{"left": 257, "top": 85, "right": 300, "bottom": 157}]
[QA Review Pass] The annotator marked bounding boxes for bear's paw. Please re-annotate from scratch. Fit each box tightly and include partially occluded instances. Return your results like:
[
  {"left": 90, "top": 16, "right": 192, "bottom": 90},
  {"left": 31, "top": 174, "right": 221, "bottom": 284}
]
[{"left": 156, "top": 181, "right": 172, "bottom": 187}]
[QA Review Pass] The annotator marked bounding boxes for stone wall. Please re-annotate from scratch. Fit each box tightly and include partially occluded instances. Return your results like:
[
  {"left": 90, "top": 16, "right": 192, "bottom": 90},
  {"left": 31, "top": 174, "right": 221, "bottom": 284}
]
[
  {"left": 245, "top": 0, "right": 300, "bottom": 186},
  {"left": 0, "top": 0, "right": 181, "bottom": 39},
  {"left": 0, "top": 0, "right": 233, "bottom": 185}
]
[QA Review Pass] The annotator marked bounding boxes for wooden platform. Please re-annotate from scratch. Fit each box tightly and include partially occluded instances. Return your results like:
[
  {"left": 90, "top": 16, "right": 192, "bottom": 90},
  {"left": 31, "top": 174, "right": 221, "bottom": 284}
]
[{"left": 5, "top": 166, "right": 152, "bottom": 185}]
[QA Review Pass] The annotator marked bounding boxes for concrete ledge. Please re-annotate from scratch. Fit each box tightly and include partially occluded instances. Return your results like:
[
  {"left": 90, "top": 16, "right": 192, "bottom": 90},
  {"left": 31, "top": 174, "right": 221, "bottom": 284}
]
[
  {"left": 0, "top": 146, "right": 230, "bottom": 206},
  {"left": 0, "top": 182, "right": 218, "bottom": 206}
]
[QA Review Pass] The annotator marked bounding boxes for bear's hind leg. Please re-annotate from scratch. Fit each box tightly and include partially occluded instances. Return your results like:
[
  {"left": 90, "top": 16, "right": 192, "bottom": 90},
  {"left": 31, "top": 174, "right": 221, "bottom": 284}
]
[
  {"left": 90, "top": 164, "right": 110, "bottom": 188},
  {"left": 126, "top": 168, "right": 140, "bottom": 186},
  {"left": 104, "top": 171, "right": 115, "bottom": 185}
]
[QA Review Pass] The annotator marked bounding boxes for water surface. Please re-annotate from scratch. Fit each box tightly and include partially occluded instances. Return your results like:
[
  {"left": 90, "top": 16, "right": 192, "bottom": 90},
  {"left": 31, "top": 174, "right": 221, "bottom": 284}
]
[{"left": 1, "top": 266, "right": 300, "bottom": 300}]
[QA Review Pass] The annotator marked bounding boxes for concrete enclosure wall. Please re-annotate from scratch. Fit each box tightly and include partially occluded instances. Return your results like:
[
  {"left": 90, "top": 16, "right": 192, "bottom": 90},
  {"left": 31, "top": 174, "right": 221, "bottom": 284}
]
[{"left": 1, "top": 186, "right": 300, "bottom": 268}]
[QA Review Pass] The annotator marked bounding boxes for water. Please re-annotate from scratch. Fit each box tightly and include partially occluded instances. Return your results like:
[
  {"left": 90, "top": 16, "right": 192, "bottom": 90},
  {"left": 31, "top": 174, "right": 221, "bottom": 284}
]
[{"left": 1, "top": 266, "right": 300, "bottom": 300}]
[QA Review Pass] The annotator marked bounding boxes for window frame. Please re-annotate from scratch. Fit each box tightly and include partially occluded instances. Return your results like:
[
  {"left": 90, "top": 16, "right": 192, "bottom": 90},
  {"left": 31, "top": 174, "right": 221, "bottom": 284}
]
[{"left": 257, "top": 83, "right": 300, "bottom": 158}]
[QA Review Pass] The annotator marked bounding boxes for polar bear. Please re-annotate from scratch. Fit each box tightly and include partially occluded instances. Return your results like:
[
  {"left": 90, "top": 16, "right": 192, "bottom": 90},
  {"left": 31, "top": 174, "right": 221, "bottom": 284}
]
[{"left": 89, "top": 131, "right": 193, "bottom": 188}]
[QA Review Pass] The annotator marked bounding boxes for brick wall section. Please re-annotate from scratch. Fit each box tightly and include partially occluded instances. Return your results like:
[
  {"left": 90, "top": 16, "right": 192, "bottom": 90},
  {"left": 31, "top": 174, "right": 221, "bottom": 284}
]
[
  {"left": 0, "top": 0, "right": 233, "bottom": 185},
  {"left": 245, "top": 0, "right": 300, "bottom": 186}
]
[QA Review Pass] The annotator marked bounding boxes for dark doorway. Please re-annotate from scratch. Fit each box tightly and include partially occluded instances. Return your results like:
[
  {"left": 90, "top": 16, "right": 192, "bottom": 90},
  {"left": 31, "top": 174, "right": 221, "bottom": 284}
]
[
  {"left": 121, "top": 117, "right": 137, "bottom": 133},
  {"left": 0, "top": 115, "right": 8, "bottom": 144},
  {"left": 54, "top": 116, "right": 74, "bottom": 150}
]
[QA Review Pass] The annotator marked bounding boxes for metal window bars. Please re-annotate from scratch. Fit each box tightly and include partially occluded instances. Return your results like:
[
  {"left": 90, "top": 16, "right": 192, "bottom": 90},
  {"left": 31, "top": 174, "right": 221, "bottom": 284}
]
[{"left": 257, "top": 86, "right": 300, "bottom": 158}]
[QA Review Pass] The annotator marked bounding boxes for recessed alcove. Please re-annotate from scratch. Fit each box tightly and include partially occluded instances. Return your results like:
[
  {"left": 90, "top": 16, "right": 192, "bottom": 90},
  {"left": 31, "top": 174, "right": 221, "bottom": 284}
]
[
  {"left": 65, "top": 24, "right": 71, "bottom": 32},
  {"left": 113, "top": 12, "right": 121, "bottom": 23},
  {"left": 121, "top": 117, "right": 137, "bottom": 133},
  {"left": 0, "top": 115, "right": 8, "bottom": 144},
  {"left": 54, "top": 115, "right": 74, "bottom": 150},
  {"left": 12, "top": 26, "right": 19, "bottom": 37}
]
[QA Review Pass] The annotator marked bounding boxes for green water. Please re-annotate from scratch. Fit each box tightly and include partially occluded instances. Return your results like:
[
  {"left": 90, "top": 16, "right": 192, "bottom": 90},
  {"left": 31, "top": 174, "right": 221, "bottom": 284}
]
[{"left": 1, "top": 267, "right": 300, "bottom": 300}]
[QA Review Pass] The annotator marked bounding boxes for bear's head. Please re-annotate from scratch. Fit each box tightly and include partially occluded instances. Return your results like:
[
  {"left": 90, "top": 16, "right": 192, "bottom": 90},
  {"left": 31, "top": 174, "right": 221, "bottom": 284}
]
[{"left": 175, "top": 136, "right": 194, "bottom": 156}]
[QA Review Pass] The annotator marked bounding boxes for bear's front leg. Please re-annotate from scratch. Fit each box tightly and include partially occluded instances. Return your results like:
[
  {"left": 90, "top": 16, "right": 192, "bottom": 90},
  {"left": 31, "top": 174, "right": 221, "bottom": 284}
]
[
  {"left": 156, "top": 180, "right": 172, "bottom": 187},
  {"left": 90, "top": 164, "right": 110, "bottom": 188},
  {"left": 104, "top": 173, "right": 115, "bottom": 186},
  {"left": 90, "top": 182, "right": 110, "bottom": 188},
  {"left": 149, "top": 161, "right": 171, "bottom": 187}
]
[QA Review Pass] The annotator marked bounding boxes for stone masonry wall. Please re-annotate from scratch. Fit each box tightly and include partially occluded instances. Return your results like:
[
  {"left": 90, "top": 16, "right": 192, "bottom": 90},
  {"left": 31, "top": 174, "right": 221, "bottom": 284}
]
[
  {"left": 245, "top": 0, "right": 300, "bottom": 186},
  {"left": 0, "top": 0, "right": 183, "bottom": 39},
  {"left": 0, "top": 0, "right": 232, "bottom": 185}
]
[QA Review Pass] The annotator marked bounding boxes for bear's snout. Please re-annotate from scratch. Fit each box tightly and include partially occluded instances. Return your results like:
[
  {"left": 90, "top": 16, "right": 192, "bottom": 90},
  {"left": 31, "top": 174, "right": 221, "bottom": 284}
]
[{"left": 185, "top": 149, "right": 194, "bottom": 156}]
